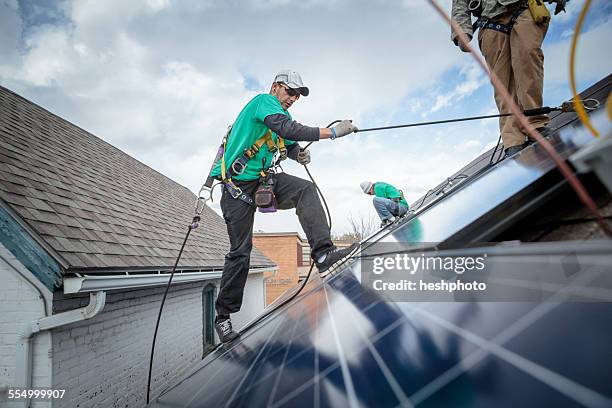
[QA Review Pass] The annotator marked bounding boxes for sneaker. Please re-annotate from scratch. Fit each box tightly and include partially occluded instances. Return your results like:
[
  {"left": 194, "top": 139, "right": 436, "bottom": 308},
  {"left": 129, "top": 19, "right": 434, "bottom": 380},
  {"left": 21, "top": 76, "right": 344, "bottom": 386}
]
[
  {"left": 316, "top": 243, "right": 359, "bottom": 275},
  {"left": 380, "top": 218, "right": 394, "bottom": 228},
  {"left": 215, "top": 318, "right": 240, "bottom": 343}
]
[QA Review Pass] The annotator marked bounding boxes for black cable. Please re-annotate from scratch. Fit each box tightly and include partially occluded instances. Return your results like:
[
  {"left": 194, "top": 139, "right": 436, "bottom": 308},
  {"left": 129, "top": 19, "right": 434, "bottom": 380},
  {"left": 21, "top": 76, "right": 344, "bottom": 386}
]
[
  {"left": 304, "top": 163, "right": 332, "bottom": 232},
  {"left": 412, "top": 173, "right": 470, "bottom": 211},
  {"left": 413, "top": 189, "right": 434, "bottom": 211},
  {"left": 146, "top": 216, "right": 200, "bottom": 404},
  {"left": 489, "top": 134, "right": 503, "bottom": 165},
  {"left": 303, "top": 119, "right": 341, "bottom": 232}
]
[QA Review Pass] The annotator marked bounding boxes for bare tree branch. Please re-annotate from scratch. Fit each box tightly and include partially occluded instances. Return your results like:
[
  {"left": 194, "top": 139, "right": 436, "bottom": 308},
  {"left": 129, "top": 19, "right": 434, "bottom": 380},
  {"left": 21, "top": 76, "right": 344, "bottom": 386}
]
[{"left": 332, "top": 211, "right": 378, "bottom": 243}]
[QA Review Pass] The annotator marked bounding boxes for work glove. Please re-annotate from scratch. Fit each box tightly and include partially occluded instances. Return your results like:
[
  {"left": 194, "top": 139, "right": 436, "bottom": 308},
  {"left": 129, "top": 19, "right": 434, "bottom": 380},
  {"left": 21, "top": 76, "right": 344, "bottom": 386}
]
[
  {"left": 454, "top": 34, "right": 473, "bottom": 53},
  {"left": 296, "top": 148, "right": 311, "bottom": 165},
  {"left": 547, "top": 0, "right": 566, "bottom": 15},
  {"left": 332, "top": 120, "right": 358, "bottom": 139}
]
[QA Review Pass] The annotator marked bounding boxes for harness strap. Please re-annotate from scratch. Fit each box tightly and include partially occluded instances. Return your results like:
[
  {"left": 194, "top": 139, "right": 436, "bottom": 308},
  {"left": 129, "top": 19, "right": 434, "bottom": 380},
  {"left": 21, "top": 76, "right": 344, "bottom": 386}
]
[
  {"left": 226, "top": 131, "right": 287, "bottom": 178},
  {"left": 473, "top": 3, "right": 527, "bottom": 35},
  {"left": 219, "top": 129, "right": 287, "bottom": 206},
  {"left": 224, "top": 179, "right": 255, "bottom": 206},
  {"left": 218, "top": 128, "right": 255, "bottom": 206}
]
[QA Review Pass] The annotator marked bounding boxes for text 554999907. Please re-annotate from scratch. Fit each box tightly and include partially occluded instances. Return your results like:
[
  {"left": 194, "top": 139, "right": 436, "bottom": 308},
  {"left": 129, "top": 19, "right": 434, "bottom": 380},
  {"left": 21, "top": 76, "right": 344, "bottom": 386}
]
[{"left": 8, "top": 389, "right": 66, "bottom": 399}]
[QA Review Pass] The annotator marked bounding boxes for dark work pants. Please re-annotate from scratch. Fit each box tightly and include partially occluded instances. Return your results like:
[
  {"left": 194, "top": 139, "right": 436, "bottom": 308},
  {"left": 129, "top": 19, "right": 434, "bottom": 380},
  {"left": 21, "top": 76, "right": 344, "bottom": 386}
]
[{"left": 215, "top": 173, "right": 334, "bottom": 316}]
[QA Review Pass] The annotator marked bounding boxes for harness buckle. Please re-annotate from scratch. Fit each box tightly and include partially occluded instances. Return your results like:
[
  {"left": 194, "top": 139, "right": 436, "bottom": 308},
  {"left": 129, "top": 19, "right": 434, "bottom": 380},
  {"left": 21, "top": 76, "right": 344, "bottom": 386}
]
[
  {"left": 231, "top": 159, "right": 247, "bottom": 175},
  {"left": 228, "top": 183, "right": 243, "bottom": 200},
  {"left": 226, "top": 181, "right": 243, "bottom": 199}
]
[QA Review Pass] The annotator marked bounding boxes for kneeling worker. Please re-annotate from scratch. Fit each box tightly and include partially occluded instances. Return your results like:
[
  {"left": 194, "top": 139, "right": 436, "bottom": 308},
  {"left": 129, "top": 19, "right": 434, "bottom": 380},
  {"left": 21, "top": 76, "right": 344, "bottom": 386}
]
[
  {"left": 209, "top": 70, "right": 359, "bottom": 342},
  {"left": 361, "top": 181, "right": 409, "bottom": 227}
]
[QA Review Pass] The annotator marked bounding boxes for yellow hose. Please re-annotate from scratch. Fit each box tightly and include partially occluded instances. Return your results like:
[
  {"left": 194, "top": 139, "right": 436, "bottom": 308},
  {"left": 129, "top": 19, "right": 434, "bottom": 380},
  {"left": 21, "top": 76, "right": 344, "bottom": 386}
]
[{"left": 569, "top": 0, "right": 600, "bottom": 137}]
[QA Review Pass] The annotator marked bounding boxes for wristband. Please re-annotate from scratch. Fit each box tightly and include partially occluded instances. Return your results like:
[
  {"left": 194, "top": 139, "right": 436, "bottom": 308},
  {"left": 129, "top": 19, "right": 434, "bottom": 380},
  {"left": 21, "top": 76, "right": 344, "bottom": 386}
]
[{"left": 330, "top": 127, "right": 337, "bottom": 140}]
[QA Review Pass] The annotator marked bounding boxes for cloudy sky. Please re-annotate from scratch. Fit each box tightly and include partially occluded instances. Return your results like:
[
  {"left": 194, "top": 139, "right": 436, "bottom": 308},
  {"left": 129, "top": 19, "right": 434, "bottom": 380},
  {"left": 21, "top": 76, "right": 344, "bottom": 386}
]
[{"left": 1, "top": 0, "right": 611, "bottom": 236}]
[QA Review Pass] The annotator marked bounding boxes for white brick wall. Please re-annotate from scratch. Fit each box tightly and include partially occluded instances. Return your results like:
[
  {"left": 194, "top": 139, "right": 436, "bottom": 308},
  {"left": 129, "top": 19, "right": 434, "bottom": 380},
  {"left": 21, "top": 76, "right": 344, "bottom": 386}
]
[
  {"left": 50, "top": 272, "right": 265, "bottom": 407},
  {"left": 0, "top": 243, "right": 53, "bottom": 408},
  {"left": 51, "top": 281, "right": 212, "bottom": 408}
]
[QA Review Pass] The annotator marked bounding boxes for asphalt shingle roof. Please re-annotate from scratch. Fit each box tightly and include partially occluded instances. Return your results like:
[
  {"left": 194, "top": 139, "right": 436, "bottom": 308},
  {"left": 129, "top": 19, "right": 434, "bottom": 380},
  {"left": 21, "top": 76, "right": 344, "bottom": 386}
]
[{"left": 0, "top": 86, "right": 273, "bottom": 272}]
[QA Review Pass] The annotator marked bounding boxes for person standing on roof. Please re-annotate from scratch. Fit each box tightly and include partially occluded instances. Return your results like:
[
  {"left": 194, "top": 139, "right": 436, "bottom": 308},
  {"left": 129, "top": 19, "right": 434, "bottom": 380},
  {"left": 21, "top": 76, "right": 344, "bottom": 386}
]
[
  {"left": 451, "top": 0, "right": 566, "bottom": 158},
  {"left": 209, "top": 70, "right": 359, "bottom": 343},
  {"left": 361, "top": 181, "right": 409, "bottom": 228}
]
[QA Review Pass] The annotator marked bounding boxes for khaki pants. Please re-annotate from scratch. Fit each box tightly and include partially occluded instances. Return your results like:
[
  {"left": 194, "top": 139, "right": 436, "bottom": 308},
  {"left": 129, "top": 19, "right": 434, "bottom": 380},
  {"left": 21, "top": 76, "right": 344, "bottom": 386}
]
[{"left": 478, "top": 9, "right": 549, "bottom": 149}]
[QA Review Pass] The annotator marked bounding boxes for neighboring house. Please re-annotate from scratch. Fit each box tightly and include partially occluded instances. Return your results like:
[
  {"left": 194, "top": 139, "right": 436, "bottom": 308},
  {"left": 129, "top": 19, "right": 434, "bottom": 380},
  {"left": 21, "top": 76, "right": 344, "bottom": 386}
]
[
  {"left": 253, "top": 233, "right": 360, "bottom": 305},
  {"left": 0, "top": 86, "right": 276, "bottom": 408},
  {"left": 253, "top": 232, "right": 311, "bottom": 305}
]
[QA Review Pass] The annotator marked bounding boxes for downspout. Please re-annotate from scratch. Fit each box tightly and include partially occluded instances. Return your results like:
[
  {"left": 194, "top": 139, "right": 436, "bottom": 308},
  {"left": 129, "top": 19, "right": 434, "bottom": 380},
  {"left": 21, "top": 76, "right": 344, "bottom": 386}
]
[{"left": 14, "top": 291, "right": 106, "bottom": 408}]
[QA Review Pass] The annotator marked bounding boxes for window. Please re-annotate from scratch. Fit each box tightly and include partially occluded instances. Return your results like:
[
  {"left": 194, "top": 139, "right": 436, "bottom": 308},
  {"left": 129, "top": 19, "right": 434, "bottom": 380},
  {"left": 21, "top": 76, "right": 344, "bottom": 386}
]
[
  {"left": 301, "top": 243, "right": 311, "bottom": 266},
  {"left": 202, "top": 284, "right": 216, "bottom": 355}
]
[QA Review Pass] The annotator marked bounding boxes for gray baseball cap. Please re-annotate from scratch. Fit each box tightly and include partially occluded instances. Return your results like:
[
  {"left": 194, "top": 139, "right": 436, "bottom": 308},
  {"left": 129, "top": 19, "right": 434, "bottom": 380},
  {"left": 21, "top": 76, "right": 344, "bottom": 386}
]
[{"left": 273, "top": 70, "right": 309, "bottom": 96}]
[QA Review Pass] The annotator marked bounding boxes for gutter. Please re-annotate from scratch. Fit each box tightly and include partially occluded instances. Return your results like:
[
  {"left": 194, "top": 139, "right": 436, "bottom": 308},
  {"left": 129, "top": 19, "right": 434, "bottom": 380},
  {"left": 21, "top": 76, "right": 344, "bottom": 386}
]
[
  {"left": 63, "top": 266, "right": 277, "bottom": 294},
  {"left": 14, "top": 291, "right": 106, "bottom": 408}
]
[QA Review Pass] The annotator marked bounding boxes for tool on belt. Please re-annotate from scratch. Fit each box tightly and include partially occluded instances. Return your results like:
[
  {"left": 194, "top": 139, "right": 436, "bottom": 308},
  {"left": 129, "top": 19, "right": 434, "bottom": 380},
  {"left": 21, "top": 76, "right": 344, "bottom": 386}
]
[{"left": 254, "top": 167, "right": 278, "bottom": 213}]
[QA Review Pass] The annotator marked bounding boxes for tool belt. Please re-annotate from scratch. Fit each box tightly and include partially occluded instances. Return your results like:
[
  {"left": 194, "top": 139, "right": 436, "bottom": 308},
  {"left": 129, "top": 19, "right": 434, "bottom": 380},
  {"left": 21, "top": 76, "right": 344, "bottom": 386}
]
[{"left": 472, "top": 1, "right": 528, "bottom": 35}]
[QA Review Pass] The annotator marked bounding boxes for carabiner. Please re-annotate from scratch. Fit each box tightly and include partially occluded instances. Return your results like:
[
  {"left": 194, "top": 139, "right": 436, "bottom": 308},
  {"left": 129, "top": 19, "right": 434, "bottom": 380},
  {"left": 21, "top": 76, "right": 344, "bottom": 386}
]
[
  {"left": 468, "top": 0, "right": 481, "bottom": 12},
  {"left": 561, "top": 98, "right": 601, "bottom": 113},
  {"left": 582, "top": 98, "right": 600, "bottom": 111},
  {"left": 195, "top": 184, "right": 214, "bottom": 215}
]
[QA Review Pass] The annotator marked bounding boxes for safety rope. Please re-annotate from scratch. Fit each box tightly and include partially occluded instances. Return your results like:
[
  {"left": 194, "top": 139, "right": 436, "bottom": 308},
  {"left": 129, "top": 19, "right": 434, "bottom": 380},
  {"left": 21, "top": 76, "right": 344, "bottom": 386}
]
[{"left": 354, "top": 102, "right": 598, "bottom": 134}]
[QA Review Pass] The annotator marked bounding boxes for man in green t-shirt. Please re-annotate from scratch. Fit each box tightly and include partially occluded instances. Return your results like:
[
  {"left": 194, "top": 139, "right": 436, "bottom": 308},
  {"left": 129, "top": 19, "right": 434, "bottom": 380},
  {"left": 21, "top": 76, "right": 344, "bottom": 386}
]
[
  {"left": 360, "top": 181, "right": 409, "bottom": 228},
  {"left": 211, "top": 70, "right": 359, "bottom": 342}
]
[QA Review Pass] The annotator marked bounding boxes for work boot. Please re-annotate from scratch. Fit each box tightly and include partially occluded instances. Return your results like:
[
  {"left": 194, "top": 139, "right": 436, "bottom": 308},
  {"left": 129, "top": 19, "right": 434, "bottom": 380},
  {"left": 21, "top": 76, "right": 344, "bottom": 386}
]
[
  {"left": 215, "top": 317, "right": 240, "bottom": 343},
  {"left": 536, "top": 126, "right": 551, "bottom": 138},
  {"left": 316, "top": 243, "right": 359, "bottom": 276},
  {"left": 503, "top": 142, "right": 529, "bottom": 159}
]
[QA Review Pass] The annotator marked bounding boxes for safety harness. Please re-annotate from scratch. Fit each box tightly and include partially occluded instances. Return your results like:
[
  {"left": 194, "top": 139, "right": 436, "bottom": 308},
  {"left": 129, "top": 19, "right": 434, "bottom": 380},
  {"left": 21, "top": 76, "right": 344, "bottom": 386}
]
[
  {"left": 205, "top": 126, "right": 287, "bottom": 206},
  {"left": 472, "top": 1, "right": 528, "bottom": 35}
]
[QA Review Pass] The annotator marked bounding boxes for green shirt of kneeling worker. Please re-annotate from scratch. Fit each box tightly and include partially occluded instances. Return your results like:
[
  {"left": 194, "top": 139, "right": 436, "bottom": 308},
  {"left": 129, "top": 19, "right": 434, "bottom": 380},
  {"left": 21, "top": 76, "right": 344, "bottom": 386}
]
[{"left": 361, "top": 181, "right": 409, "bottom": 227}]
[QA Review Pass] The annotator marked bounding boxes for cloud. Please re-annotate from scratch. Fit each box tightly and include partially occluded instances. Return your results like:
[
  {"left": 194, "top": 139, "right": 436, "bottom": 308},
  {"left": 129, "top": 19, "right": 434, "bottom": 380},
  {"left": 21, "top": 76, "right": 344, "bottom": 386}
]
[
  {"left": 0, "top": 0, "right": 609, "bottom": 235},
  {"left": 426, "top": 62, "right": 489, "bottom": 114},
  {"left": 18, "top": 25, "right": 76, "bottom": 86},
  {"left": 544, "top": 13, "right": 612, "bottom": 85}
]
